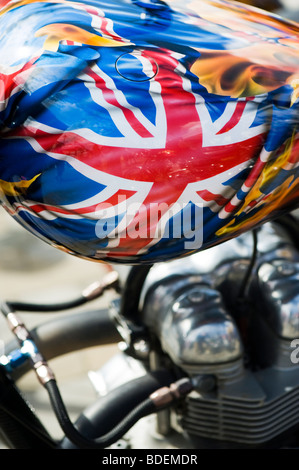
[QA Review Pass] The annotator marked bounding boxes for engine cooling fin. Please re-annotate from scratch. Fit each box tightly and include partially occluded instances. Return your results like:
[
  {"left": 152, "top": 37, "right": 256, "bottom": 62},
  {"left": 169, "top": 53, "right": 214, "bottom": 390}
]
[{"left": 182, "top": 382, "right": 299, "bottom": 447}]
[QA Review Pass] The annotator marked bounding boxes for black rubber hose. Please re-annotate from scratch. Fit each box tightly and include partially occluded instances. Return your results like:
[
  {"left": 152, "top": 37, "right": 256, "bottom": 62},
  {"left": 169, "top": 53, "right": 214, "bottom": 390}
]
[
  {"left": 2, "top": 271, "right": 120, "bottom": 313},
  {"left": 5, "top": 308, "right": 121, "bottom": 380},
  {"left": 5, "top": 297, "right": 87, "bottom": 313},
  {"left": 46, "top": 378, "right": 156, "bottom": 449},
  {"left": 237, "top": 228, "right": 258, "bottom": 301},
  {"left": 120, "top": 265, "right": 152, "bottom": 322},
  {"left": 61, "top": 370, "right": 175, "bottom": 449}
]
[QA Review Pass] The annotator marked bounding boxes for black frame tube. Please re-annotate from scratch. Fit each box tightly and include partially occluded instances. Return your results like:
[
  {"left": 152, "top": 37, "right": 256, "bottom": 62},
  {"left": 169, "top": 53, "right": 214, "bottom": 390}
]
[
  {"left": 60, "top": 370, "right": 175, "bottom": 449},
  {"left": 0, "top": 366, "right": 57, "bottom": 449},
  {"left": 5, "top": 308, "right": 121, "bottom": 380},
  {"left": 0, "top": 308, "right": 121, "bottom": 448}
]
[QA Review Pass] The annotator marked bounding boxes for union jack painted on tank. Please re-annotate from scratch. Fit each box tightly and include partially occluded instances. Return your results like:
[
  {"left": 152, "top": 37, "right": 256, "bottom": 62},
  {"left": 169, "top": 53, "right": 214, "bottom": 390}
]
[{"left": 0, "top": 0, "right": 298, "bottom": 263}]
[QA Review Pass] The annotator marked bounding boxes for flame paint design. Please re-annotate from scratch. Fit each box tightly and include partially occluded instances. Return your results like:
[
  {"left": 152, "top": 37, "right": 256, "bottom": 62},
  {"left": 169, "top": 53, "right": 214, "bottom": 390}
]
[
  {"left": 0, "top": 174, "right": 41, "bottom": 197},
  {"left": 35, "top": 23, "right": 130, "bottom": 51},
  {"left": 0, "top": 0, "right": 80, "bottom": 15},
  {"left": 191, "top": 45, "right": 299, "bottom": 98},
  {"left": 189, "top": 0, "right": 299, "bottom": 37},
  {"left": 1, "top": 0, "right": 131, "bottom": 54},
  {"left": 216, "top": 134, "right": 299, "bottom": 236},
  {"left": 291, "top": 79, "right": 299, "bottom": 106},
  {"left": 185, "top": 0, "right": 299, "bottom": 98}
]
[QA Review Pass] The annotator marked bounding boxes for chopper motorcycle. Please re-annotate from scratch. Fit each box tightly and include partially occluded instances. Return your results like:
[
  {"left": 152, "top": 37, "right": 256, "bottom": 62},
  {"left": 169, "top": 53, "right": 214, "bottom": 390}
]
[{"left": 0, "top": 0, "right": 298, "bottom": 450}]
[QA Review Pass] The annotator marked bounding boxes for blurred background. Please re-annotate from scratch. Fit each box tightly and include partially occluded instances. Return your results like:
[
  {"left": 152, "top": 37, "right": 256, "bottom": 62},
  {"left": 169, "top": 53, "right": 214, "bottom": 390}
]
[
  {"left": 275, "top": 0, "right": 299, "bottom": 18},
  {"left": 269, "top": 0, "right": 299, "bottom": 19},
  {"left": 0, "top": 208, "right": 119, "bottom": 446},
  {"left": 0, "top": 0, "right": 298, "bottom": 449}
]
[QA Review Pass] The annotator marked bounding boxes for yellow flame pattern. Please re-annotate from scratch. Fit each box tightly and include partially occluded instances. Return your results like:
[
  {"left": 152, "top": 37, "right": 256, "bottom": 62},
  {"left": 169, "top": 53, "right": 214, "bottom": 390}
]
[
  {"left": 35, "top": 23, "right": 130, "bottom": 51},
  {"left": 0, "top": 0, "right": 131, "bottom": 52},
  {"left": 216, "top": 134, "right": 299, "bottom": 236},
  {"left": 0, "top": 174, "right": 41, "bottom": 197},
  {"left": 186, "top": 0, "right": 299, "bottom": 98}
]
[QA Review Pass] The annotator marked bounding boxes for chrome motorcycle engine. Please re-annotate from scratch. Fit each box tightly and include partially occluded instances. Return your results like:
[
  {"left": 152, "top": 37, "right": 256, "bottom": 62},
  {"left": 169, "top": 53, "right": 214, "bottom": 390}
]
[
  {"left": 139, "top": 220, "right": 299, "bottom": 448},
  {"left": 91, "top": 218, "right": 299, "bottom": 449}
]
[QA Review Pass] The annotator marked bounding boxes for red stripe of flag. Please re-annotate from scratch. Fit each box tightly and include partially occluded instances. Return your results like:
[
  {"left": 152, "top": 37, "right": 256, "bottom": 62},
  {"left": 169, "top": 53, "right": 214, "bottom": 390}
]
[{"left": 86, "top": 68, "right": 154, "bottom": 138}]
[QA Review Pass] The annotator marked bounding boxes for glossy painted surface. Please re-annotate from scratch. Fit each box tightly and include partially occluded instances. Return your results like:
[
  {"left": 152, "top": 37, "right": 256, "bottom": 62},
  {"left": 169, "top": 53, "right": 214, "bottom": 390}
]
[{"left": 0, "top": 0, "right": 298, "bottom": 264}]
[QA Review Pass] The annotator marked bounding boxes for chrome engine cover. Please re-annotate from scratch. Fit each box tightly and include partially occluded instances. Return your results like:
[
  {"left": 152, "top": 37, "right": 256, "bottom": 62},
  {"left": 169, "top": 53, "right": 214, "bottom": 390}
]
[{"left": 138, "top": 221, "right": 299, "bottom": 447}]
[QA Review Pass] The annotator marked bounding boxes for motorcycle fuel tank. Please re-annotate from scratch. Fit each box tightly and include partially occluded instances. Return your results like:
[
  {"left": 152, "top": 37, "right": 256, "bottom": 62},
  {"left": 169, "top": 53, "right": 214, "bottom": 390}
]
[{"left": 0, "top": 0, "right": 298, "bottom": 264}]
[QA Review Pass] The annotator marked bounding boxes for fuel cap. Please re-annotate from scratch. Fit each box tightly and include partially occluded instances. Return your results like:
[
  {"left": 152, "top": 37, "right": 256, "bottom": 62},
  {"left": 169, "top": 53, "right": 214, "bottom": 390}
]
[{"left": 115, "top": 50, "right": 158, "bottom": 82}]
